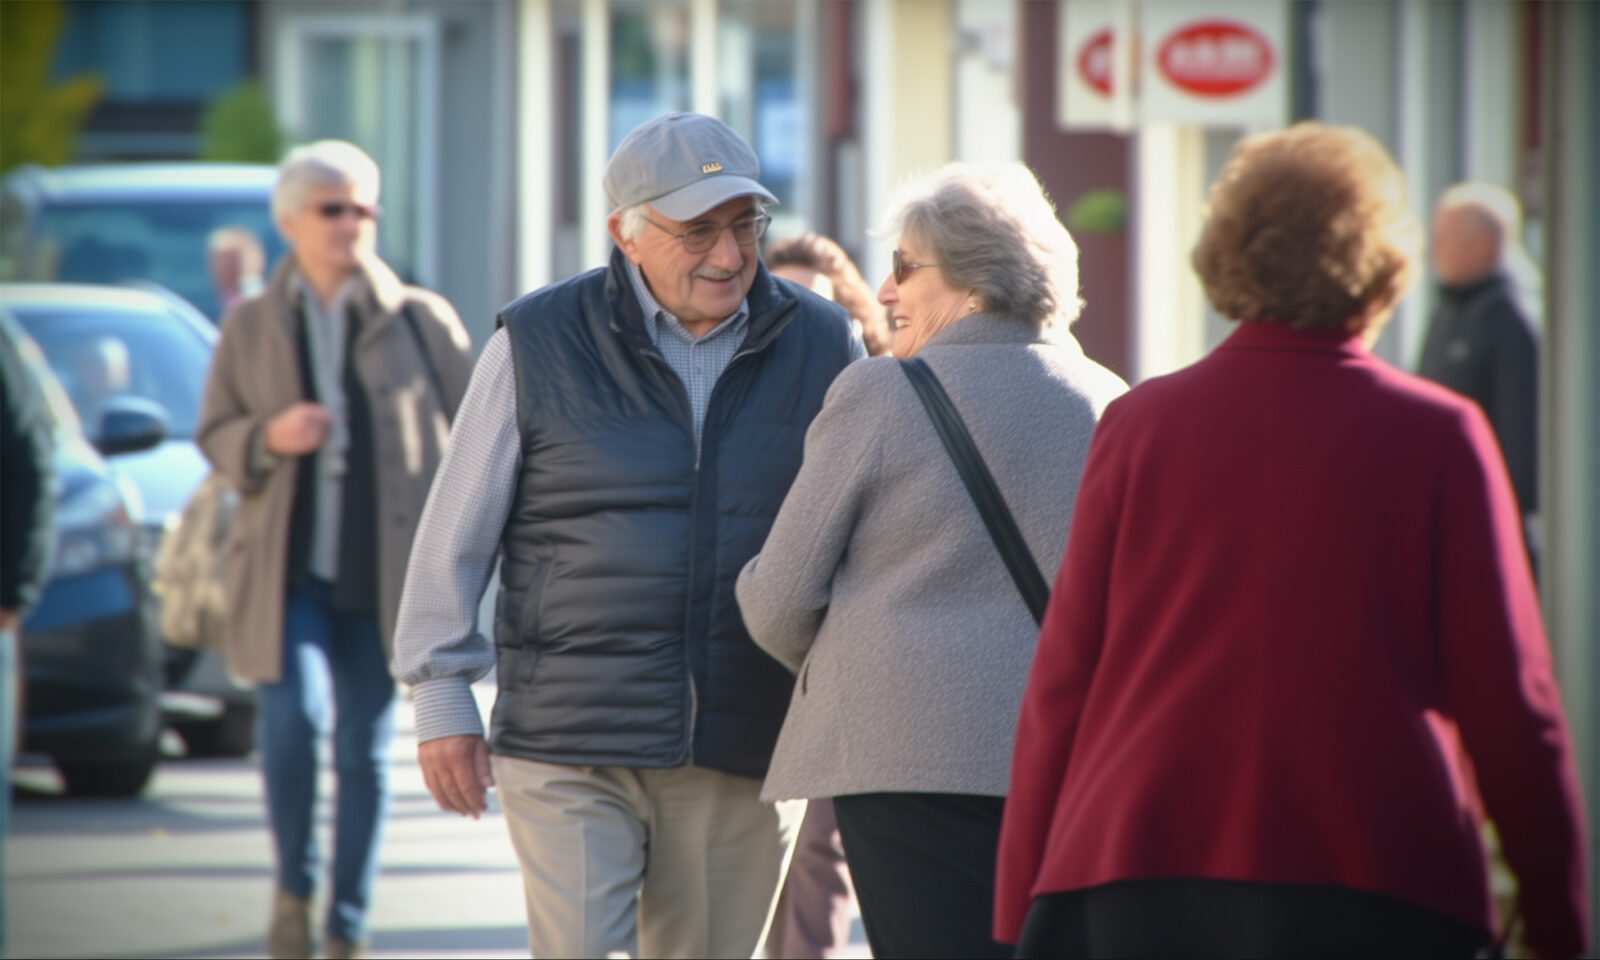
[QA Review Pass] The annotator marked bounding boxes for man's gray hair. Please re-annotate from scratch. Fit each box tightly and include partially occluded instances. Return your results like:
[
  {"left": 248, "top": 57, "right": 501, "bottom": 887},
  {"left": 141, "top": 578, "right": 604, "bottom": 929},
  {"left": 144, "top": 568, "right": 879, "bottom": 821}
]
[
  {"left": 615, "top": 198, "right": 769, "bottom": 243},
  {"left": 1438, "top": 181, "right": 1543, "bottom": 324},
  {"left": 1438, "top": 182, "right": 1520, "bottom": 246},
  {"left": 273, "top": 140, "right": 381, "bottom": 223},
  {"left": 878, "top": 162, "right": 1081, "bottom": 328}
]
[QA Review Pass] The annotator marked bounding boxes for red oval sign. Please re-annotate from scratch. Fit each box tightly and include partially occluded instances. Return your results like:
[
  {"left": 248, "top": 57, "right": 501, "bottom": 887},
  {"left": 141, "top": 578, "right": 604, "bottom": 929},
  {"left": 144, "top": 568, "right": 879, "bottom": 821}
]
[
  {"left": 1157, "top": 20, "right": 1275, "bottom": 97},
  {"left": 1078, "top": 28, "right": 1113, "bottom": 96}
]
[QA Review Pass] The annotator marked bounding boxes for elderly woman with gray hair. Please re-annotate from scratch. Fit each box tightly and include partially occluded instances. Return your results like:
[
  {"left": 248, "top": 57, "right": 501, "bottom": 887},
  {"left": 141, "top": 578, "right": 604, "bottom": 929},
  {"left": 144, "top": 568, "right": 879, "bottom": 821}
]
[
  {"left": 198, "top": 140, "right": 473, "bottom": 959},
  {"left": 736, "top": 162, "right": 1126, "bottom": 958}
]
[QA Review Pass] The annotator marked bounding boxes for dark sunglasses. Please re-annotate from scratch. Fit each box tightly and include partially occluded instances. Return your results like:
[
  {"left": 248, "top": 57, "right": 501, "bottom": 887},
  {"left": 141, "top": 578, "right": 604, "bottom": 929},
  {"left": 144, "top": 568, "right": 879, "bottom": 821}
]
[
  {"left": 317, "top": 201, "right": 381, "bottom": 221},
  {"left": 892, "top": 248, "right": 938, "bottom": 285}
]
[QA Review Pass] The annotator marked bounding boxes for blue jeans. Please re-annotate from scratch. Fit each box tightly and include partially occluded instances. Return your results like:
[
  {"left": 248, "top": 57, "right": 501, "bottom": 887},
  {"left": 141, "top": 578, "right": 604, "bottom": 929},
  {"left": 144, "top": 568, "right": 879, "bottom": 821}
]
[{"left": 258, "top": 581, "right": 396, "bottom": 943}]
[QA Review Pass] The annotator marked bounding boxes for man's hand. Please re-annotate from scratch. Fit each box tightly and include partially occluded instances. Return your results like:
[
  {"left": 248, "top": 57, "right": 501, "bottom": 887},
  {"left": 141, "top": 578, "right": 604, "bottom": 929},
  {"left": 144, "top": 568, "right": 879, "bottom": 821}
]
[
  {"left": 418, "top": 734, "right": 495, "bottom": 819},
  {"left": 0, "top": 609, "right": 19, "bottom": 634},
  {"left": 264, "top": 402, "right": 331, "bottom": 456}
]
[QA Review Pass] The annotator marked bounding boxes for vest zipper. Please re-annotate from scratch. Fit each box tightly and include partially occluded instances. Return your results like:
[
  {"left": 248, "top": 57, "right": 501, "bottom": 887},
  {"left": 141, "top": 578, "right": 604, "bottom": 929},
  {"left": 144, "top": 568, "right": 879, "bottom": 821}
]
[
  {"left": 640, "top": 339, "right": 767, "bottom": 767},
  {"left": 641, "top": 346, "right": 700, "bottom": 764}
]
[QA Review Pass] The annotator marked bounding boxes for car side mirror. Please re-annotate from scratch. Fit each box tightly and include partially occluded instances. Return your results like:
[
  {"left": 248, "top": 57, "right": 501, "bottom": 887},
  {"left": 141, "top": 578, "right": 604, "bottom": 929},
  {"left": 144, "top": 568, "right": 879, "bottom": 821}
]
[{"left": 96, "top": 396, "right": 168, "bottom": 456}]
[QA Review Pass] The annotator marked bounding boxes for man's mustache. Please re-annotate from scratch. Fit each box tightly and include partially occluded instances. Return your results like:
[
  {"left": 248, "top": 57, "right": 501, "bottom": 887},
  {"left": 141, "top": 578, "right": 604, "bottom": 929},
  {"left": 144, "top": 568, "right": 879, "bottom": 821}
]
[{"left": 693, "top": 266, "right": 741, "bottom": 280}]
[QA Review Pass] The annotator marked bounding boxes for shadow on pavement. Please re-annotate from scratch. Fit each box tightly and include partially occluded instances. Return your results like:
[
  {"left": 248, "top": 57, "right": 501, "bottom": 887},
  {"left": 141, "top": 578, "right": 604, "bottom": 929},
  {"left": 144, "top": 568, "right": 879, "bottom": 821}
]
[
  {"left": 124, "top": 923, "right": 529, "bottom": 959},
  {"left": 370, "top": 924, "right": 529, "bottom": 953},
  {"left": 10, "top": 786, "right": 268, "bottom": 836}
]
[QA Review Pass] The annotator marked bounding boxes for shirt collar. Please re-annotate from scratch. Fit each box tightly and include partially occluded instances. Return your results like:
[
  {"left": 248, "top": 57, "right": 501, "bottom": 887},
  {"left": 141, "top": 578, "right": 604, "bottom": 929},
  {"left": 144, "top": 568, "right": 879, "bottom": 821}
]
[
  {"left": 624, "top": 257, "right": 749, "bottom": 346},
  {"left": 1439, "top": 270, "right": 1507, "bottom": 306},
  {"left": 292, "top": 269, "right": 361, "bottom": 319}
]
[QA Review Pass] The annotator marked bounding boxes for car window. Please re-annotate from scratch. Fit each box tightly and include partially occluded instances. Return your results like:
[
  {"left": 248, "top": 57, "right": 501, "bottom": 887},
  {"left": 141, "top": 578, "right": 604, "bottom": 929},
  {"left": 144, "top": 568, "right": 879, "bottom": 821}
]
[
  {"left": 0, "top": 314, "right": 82, "bottom": 440},
  {"left": 32, "top": 200, "right": 283, "bottom": 322},
  {"left": 13, "top": 303, "right": 211, "bottom": 442}
]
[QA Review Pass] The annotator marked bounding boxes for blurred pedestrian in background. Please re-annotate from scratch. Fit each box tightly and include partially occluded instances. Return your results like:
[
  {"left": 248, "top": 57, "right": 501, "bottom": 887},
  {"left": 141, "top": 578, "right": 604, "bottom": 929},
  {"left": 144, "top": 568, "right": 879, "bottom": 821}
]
[
  {"left": 738, "top": 162, "right": 1125, "bottom": 959},
  {"left": 768, "top": 232, "right": 893, "bottom": 358},
  {"left": 197, "top": 140, "right": 473, "bottom": 960},
  {"left": 66, "top": 335, "right": 130, "bottom": 438},
  {"left": 394, "top": 112, "right": 862, "bottom": 959},
  {"left": 1418, "top": 182, "right": 1542, "bottom": 567},
  {"left": 208, "top": 226, "right": 268, "bottom": 322},
  {"left": 758, "top": 230, "right": 879, "bottom": 960},
  {"left": 0, "top": 316, "right": 58, "bottom": 960},
  {"left": 996, "top": 123, "right": 1587, "bottom": 959}
]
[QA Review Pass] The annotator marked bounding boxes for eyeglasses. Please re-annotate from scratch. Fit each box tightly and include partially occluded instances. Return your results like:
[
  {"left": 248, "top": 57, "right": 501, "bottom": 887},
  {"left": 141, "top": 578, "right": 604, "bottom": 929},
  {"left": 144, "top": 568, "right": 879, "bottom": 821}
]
[
  {"left": 644, "top": 213, "right": 771, "bottom": 254},
  {"left": 892, "top": 248, "right": 939, "bottom": 285},
  {"left": 317, "top": 201, "right": 381, "bottom": 221}
]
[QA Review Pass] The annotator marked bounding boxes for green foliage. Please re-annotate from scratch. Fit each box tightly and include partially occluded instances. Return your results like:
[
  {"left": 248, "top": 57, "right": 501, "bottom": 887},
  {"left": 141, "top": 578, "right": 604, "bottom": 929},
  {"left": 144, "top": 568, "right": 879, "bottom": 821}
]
[
  {"left": 200, "top": 81, "right": 284, "bottom": 164},
  {"left": 0, "top": 0, "right": 103, "bottom": 176},
  {"left": 1066, "top": 188, "right": 1129, "bottom": 236}
]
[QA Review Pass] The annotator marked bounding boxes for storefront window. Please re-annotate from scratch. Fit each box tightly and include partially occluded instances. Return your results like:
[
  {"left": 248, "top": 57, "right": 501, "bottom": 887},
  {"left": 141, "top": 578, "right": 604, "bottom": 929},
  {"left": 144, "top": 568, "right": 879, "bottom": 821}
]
[
  {"left": 609, "top": 1, "right": 691, "bottom": 152},
  {"left": 55, "top": 0, "right": 249, "bottom": 102},
  {"left": 718, "top": 1, "right": 812, "bottom": 226}
]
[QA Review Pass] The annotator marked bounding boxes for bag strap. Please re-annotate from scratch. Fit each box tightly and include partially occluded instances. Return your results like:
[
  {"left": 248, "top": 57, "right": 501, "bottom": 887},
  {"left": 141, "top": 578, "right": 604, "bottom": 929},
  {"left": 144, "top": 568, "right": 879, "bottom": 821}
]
[
  {"left": 899, "top": 357, "right": 1050, "bottom": 625},
  {"left": 400, "top": 303, "right": 451, "bottom": 424}
]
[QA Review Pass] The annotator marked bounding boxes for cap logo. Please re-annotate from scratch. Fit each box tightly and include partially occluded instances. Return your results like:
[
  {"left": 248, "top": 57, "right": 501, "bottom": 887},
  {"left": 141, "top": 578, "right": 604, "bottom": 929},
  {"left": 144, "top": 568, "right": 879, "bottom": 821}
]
[{"left": 701, "top": 162, "right": 723, "bottom": 174}]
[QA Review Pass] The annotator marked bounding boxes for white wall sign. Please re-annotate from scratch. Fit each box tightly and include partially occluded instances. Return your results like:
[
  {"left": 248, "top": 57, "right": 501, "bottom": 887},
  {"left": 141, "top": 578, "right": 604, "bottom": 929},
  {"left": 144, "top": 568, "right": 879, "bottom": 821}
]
[
  {"left": 1139, "top": 1, "right": 1288, "bottom": 127},
  {"left": 1057, "top": 0, "right": 1134, "bottom": 130}
]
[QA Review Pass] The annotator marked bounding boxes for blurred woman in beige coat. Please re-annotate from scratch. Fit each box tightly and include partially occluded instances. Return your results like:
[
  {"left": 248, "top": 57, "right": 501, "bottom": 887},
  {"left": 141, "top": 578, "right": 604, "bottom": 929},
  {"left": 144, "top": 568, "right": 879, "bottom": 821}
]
[{"left": 197, "top": 140, "right": 472, "bottom": 960}]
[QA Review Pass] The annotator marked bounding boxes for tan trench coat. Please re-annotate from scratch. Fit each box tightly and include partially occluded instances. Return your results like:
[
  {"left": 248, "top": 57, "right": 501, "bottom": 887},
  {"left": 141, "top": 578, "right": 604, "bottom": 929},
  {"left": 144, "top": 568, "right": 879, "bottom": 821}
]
[{"left": 197, "top": 255, "right": 474, "bottom": 683}]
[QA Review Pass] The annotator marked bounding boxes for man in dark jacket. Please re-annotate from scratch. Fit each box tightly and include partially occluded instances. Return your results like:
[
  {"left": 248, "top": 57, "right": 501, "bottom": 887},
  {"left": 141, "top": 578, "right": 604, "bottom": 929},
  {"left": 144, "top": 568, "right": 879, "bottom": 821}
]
[
  {"left": 1418, "top": 182, "right": 1540, "bottom": 561},
  {"left": 393, "top": 113, "right": 863, "bottom": 958},
  {"left": 1, "top": 316, "right": 56, "bottom": 956}
]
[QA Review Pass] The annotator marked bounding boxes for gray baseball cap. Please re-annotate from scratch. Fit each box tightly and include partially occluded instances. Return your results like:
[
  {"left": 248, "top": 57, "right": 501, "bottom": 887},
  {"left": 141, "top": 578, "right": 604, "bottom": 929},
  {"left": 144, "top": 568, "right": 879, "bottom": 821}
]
[{"left": 603, "top": 112, "right": 778, "bottom": 222}]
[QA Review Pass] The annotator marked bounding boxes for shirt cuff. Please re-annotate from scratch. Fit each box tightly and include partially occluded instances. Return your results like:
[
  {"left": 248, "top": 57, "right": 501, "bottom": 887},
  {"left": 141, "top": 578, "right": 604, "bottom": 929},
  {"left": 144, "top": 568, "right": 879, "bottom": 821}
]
[{"left": 409, "top": 676, "right": 488, "bottom": 743}]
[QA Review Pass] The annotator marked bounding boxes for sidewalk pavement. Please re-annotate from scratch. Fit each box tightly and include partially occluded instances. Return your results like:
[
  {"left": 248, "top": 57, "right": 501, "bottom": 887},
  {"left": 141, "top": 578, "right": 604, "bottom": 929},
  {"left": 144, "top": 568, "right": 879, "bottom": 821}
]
[
  {"left": 6, "top": 680, "right": 526, "bottom": 959},
  {"left": 5, "top": 679, "right": 869, "bottom": 959}
]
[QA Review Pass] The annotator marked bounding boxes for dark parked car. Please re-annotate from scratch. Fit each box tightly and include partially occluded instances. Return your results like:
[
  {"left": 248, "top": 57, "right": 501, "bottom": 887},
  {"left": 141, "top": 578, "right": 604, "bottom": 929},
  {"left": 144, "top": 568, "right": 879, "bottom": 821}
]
[
  {"left": 3, "top": 284, "right": 256, "bottom": 759},
  {"left": 0, "top": 163, "right": 283, "bottom": 322},
  {"left": 2, "top": 312, "right": 167, "bottom": 796}
]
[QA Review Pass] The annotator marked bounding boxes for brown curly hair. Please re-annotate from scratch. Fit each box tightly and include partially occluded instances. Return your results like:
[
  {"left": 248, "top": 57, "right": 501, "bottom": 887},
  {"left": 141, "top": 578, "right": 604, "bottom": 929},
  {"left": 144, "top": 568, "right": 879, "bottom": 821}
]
[
  {"left": 1191, "top": 122, "right": 1421, "bottom": 335},
  {"left": 766, "top": 232, "right": 892, "bottom": 356}
]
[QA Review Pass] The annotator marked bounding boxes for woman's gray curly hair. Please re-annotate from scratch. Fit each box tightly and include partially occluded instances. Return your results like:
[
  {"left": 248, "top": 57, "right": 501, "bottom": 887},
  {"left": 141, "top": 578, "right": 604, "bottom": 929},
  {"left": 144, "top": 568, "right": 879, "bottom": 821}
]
[{"left": 878, "top": 162, "right": 1081, "bottom": 328}]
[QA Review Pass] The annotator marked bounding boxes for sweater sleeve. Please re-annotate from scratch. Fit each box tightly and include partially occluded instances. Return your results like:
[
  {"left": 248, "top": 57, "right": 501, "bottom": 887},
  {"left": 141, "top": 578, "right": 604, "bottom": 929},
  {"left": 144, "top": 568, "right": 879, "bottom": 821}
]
[
  {"left": 736, "top": 359, "right": 887, "bottom": 674},
  {"left": 1436, "top": 404, "right": 1587, "bottom": 958},
  {"left": 993, "top": 399, "right": 1123, "bottom": 943}
]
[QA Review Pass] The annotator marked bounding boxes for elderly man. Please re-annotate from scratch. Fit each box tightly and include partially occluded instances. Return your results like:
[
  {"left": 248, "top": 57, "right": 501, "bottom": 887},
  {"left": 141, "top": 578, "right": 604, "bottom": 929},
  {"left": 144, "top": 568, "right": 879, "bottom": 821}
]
[
  {"left": 1418, "top": 183, "right": 1541, "bottom": 555},
  {"left": 394, "top": 112, "right": 863, "bottom": 958},
  {"left": 198, "top": 140, "right": 474, "bottom": 960}
]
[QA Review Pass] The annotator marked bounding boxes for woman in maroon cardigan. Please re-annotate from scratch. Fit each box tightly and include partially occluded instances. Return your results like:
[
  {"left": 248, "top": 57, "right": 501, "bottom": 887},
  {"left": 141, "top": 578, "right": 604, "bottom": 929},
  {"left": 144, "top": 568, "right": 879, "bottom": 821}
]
[{"left": 994, "top": 123, "right": 1588, "bottom": 958}]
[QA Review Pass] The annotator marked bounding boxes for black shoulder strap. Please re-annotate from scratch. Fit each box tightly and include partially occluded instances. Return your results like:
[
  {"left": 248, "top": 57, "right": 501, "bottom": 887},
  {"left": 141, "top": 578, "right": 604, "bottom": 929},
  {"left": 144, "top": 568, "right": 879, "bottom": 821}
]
[
  {"left": 400, "top": 303, "right": 451, "bottom": 425},
  {"left": 899, "top": 357, "right": 1050, "bottom": 625}
]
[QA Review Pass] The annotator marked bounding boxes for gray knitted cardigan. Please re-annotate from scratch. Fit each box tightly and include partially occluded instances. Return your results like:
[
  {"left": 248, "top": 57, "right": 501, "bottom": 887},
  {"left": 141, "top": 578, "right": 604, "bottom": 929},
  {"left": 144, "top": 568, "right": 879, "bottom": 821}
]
[{"left": 737, "top": 313, "right": 1127, "bottom": 801}]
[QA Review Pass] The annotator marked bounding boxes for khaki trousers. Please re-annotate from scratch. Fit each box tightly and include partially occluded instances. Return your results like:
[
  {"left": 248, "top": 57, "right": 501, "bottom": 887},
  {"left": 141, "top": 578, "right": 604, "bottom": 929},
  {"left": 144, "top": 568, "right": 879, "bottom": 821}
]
[{"left": 492, "top": 756, "right": 803, "bottom": 959}]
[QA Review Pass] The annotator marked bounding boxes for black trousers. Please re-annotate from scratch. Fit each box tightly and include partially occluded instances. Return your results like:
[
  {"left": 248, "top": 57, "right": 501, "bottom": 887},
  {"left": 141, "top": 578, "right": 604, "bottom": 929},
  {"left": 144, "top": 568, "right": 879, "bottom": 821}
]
[
  {"left": 832, "top": 792, "right": 1010, "bottom": 960},
  {"left": 1016, "top": 878, "right": 1491, "bottom": 959}
]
